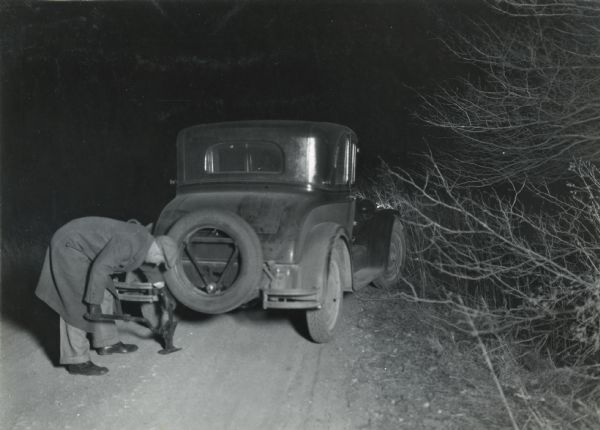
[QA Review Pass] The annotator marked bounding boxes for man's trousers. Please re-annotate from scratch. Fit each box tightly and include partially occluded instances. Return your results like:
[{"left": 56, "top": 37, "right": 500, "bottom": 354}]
[{"left": 59, "top": 290, "right": 119, "bottom": 365}]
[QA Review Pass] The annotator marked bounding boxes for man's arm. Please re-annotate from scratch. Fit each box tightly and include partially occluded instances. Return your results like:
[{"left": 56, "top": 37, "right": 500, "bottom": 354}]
[{"left": 84, "top": 237, "right": 133, "bottom": 305}]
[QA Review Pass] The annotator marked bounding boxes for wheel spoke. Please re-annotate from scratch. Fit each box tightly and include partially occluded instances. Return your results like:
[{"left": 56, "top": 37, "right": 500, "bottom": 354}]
[
  {"left": 215, "top": 245, "right": 239, "bottom": 289},
  {"left": 183, "top": 242, "right": 210, "bottom": 288}
]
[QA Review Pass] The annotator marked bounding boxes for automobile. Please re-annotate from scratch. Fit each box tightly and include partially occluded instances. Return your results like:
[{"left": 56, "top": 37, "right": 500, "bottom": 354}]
[{"left": 132, "top": 120, "right": 406, "bottom": 343}]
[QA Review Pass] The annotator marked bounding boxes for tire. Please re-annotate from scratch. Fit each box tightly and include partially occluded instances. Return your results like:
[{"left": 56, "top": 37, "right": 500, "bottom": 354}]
[
  {"left": 306, "top": 239, "right": 350, "bottom": 343},
  {"left": 164, "top": 209, "right": 263, "bottom": 314},
  {"left": 373, "top": 218, "right": 407, "bottom": 289}
]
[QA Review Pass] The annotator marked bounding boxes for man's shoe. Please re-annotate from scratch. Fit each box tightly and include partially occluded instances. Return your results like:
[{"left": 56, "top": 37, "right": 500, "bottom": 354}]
[
  {"left": 66, "top": 361, "right": 108, "bottom": 376},
  {"left": 96, "top": 341, "right": 138, "bottom": 355}
]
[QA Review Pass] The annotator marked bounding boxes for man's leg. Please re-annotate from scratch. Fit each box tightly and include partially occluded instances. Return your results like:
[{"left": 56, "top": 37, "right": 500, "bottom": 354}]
[
  {"left": 59, "top": 317, "right": 91, "bottom": 365},
  {"left": 90, "top": 290, "right": 119, "bottom": 348},
  {"left": 60, "top": 317, "right": 108, "bottom": 375},
  {"left": 92, "top": 289, "right": 138, "bottom": 355}
]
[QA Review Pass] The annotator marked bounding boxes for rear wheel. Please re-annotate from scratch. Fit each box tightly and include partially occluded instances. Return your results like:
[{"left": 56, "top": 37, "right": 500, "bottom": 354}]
[
  {"left": 164, "top": 210, "right": 263, "bottom": 314},
  {"left": 306, "top": 240, "right": 350, "bottom": 343},
  {"left": 373, "top": 218, "right": 406, "bottom": 289}
]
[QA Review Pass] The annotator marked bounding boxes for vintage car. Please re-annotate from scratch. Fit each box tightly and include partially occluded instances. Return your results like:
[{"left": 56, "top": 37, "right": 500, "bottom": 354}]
[{"left": 136, "top": 121, "right": 406, "bottom": 343}]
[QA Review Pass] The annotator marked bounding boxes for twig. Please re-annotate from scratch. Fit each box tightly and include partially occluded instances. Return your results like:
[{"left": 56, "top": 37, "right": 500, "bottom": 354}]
[{"left": 460, "top": 296, "right": 521, "bottom": 430}]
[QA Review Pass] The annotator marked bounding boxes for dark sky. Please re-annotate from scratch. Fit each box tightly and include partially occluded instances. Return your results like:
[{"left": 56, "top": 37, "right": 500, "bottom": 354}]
[{"left": 1, "top": 0, "right": 482, "bottom": 250}]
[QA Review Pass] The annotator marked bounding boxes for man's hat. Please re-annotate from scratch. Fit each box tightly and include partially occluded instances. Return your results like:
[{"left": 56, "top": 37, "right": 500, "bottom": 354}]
[{"left": 155, "top": 235, "right": 179, "bottom": 269}]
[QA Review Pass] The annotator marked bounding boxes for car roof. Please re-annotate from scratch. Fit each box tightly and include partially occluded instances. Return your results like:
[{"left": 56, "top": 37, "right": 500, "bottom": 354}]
[{"left": 177, "top": 120, "right": 357, "bottom": 146}]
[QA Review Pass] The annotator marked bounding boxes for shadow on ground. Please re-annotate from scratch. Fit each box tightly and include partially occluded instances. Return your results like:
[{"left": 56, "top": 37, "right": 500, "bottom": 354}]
[{"left": 1, "top": 269, "right": 60, "bottom": 366}]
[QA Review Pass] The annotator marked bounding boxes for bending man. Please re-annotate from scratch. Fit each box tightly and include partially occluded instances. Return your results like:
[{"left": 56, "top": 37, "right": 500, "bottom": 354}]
[{"left": 35, "top": 217, "right": 177, "bottom": 376}]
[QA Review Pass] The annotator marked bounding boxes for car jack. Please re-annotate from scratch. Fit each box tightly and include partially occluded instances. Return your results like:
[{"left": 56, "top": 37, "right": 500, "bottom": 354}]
[{"left": 85, "top": 281, "right": 182, "bottom": 354}]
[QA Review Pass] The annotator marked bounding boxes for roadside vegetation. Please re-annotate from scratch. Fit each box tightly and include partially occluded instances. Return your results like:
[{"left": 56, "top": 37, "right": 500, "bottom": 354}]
[{"left": 364, "top": 1, "right": 600, "bottom": 428}]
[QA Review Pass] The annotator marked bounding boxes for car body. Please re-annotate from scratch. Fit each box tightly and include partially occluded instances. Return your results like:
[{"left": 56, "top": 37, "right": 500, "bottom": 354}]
[{"left": 150, "top": 120, "right": 405, "bottom": 342}]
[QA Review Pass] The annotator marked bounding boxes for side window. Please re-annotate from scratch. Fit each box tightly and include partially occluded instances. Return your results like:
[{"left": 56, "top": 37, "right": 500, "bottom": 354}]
[
  {"left": 350, "top": 143, "right": 357, "bottom": 185},
  {"left": 334, "top": 138, "right": 353, "bottom": 185}
]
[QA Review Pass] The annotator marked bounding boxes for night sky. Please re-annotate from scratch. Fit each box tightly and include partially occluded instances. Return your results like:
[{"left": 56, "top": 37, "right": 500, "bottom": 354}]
[{"left": 1, "top": 0, "right": 482, "bottom": 282}]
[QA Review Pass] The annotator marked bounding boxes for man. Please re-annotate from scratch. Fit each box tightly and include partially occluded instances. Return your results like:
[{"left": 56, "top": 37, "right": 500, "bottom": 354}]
[{"left": 35, "top": 217, "right": 178, "bottom": 376}]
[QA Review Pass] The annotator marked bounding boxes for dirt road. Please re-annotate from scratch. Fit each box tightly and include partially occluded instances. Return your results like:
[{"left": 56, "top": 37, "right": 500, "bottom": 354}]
[{"left": 1, "top": 288, "right": 510, "bottom": 430}]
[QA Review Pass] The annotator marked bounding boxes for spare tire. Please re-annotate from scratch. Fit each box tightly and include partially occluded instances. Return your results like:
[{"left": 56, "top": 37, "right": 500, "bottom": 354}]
[{"left": 164, "top": 209, "right": 263, "bottom": 314}]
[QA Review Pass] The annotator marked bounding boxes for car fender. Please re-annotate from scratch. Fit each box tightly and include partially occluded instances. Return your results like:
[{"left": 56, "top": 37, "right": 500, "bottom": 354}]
[{"left": 299, "top": 223, "right": 353, "bottom": 298}]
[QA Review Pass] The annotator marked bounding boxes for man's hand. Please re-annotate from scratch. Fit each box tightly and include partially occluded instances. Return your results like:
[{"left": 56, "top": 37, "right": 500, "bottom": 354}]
[{"left": 88, "top": 304, "right": 102, "bottom": 316}]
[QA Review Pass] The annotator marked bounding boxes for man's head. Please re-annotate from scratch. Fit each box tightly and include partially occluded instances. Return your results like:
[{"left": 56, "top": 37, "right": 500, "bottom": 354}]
[{"left": 145, "top": 236, "right": 179, "bottom": 269}]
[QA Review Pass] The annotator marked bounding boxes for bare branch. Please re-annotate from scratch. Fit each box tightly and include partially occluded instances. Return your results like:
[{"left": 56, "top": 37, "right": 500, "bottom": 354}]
[{"left": 419, "top": 0, "right": 600, "bottom": 186}]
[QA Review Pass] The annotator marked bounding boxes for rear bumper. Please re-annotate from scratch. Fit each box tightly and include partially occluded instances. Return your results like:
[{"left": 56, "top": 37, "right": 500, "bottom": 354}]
[
  {"left": 263, "top": 289, "right": 319, "bottom": 309},
  {"left": 261, "top": 263, "right": 319, "bottom": 310}
]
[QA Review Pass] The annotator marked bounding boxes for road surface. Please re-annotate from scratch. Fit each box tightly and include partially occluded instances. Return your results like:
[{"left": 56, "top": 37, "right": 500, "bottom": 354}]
[{"left": 1, "top": 288, "right": 509, "bottom": 430}]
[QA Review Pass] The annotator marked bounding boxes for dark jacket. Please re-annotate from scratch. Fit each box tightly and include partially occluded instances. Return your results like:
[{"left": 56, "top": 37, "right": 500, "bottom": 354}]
[{"left": 35, "top": 217, "right": 154, "bottom": 332}]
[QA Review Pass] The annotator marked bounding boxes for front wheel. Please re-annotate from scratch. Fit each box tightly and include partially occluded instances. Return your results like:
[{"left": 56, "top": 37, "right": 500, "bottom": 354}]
[
  {"left": 306, "top": 240, "right": 350, "bottom": 343},
  {"left": 373, "top": 218, "right": 407, "bottom": 289}
]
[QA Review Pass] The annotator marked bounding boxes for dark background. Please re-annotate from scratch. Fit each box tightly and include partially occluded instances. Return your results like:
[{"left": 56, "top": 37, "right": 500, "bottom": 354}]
[{"left": 1, "top": 0, "right": 482, "bottom": 295}]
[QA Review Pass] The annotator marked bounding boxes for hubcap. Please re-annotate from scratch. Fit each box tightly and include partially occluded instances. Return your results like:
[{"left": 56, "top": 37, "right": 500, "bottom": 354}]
[{"left": 323, "top": 258, "right": 342, "bottom": 331}]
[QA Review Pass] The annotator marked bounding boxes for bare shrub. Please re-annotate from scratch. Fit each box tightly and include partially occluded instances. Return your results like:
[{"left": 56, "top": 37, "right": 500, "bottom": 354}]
[
  {"left": 364, "top": 0, "right": 600, "bottom": 426},
  {"left": 419, "top": 0, "right": 600, "bottom": 187},
  {"left": 364, "top": 156, "right": 600, "bottom": 427},
  {"left": 407, "top": 0, "right": 600, "bottom": 362},
  {"left": 377, "top": 156, "right": 600, "bottom": 364}
]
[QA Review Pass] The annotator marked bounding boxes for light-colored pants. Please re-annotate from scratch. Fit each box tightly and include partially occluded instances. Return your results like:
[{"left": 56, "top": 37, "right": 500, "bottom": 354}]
[{"left": 60, "top": 290, "right": 119, "bottom": 365}]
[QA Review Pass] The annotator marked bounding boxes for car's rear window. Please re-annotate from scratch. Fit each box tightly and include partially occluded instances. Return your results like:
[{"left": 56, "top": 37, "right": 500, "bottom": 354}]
[{"left": 203, "top": 142, "right": 284, "bottom": 174}]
